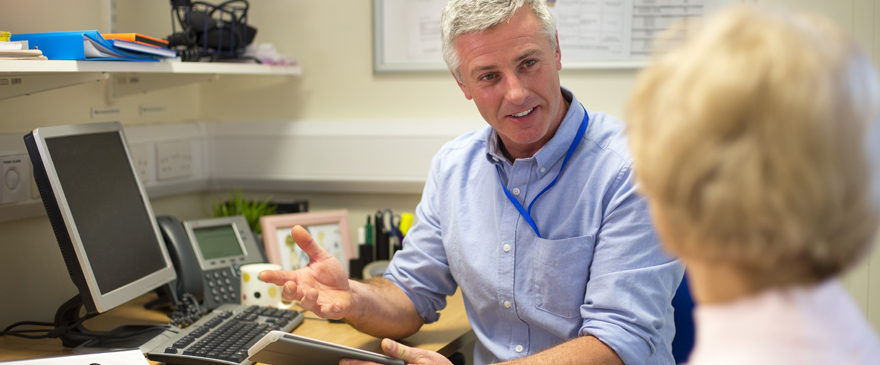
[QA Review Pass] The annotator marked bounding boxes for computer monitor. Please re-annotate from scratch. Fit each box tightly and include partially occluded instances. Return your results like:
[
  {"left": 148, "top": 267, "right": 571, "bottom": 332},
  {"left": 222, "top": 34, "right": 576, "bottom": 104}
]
[{"left": 24, "top": 121, "right": 177, "bottom": 316}]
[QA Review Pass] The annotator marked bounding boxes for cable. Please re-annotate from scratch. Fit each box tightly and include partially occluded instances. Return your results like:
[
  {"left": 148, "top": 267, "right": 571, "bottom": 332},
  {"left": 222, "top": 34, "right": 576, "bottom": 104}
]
[
  {"left": 168, "top": 293, "right": 203, "bottom": 328},
  {"left": 1, "top": 294, "right": 170, "bottom": 345}
]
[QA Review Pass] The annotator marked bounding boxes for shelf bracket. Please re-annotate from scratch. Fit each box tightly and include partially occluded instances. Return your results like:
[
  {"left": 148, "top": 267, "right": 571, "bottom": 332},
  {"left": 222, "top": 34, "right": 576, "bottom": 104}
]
[
  {"left": 108, "top": 73, "right": 221, "bottom": 100},
  {"left": 0, "top": 73, "right": 109, "bottom": 101}
]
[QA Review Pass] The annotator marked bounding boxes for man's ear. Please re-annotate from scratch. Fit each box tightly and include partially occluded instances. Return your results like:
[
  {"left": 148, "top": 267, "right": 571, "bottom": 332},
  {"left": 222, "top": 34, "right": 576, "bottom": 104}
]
[
  {"left": 452, "top": 70, "right": 473, "bottom": 100},
  {"left": 554, "top": 32, "right": 562, "bottom": 71}
]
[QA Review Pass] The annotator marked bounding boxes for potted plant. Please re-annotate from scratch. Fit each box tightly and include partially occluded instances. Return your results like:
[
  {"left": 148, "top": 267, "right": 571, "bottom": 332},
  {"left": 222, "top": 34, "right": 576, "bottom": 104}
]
[{"left": 208, "top": 189, "right": 277, "bottom": 235}]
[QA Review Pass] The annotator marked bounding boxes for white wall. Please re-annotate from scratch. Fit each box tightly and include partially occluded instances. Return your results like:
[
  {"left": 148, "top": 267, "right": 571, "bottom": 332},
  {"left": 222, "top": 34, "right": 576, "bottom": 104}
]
[{"left": 1, "top": 0, "right": 879, "bottom": 334}]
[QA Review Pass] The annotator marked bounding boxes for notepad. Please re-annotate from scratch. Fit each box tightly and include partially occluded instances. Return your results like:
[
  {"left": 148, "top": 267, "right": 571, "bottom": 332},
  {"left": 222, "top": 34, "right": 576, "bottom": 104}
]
[
  {"left": 109, "top": 39, "right": 177, "bottom": 58},
  {"left": 101, "top": 33, "right": 168, "bottom": 48}
]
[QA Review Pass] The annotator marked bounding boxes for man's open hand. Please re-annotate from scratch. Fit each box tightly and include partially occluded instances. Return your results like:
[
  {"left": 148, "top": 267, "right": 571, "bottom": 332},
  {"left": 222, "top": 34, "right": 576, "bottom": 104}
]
[{"left": 259, "top": 225, "right": 352, "bottom": 320}]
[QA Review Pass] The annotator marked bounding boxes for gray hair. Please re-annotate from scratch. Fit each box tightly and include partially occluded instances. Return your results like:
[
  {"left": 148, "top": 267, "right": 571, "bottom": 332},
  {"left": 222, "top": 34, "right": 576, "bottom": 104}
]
[
  {"left": 440, "top": 0, "right": 558, "bottom": 81},
  {"left": 626, "top": 5, "right": 880, "bottom": 279}
]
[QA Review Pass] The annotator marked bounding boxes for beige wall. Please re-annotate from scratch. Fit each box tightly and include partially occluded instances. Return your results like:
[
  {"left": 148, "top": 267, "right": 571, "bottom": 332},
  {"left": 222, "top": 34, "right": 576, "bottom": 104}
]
[{"left": 1, "top": 0, "right": 879, "bottom": 334}]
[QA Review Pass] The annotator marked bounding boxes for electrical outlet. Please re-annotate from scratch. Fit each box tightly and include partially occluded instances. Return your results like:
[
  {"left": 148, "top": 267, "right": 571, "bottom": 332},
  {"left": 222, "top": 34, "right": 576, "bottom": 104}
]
[
  {"left": 156, "top": 140, "right": 193, "bottom": 181},
  {"left": 1, "top": 154, "right": 29, "bottom": 204},
  {"left": 128, "top": 143, "right": 153, "bottom": 184}
]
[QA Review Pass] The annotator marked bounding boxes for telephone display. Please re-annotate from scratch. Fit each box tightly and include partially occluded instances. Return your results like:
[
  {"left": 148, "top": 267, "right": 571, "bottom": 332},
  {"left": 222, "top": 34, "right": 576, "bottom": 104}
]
[
  {"left": 156, "top": 215, "right": 266, "bottom": 312},
  {"left": 191, "top": 225, "right": 244, "bottom": 260}
]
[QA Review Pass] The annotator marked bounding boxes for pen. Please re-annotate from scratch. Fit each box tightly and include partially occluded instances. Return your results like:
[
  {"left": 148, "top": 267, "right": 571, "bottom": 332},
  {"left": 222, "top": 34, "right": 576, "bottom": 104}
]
[
  {"left": 360, "top": 217, "right": 374, "bottom": 264},
  {"left": 375, "top": 210, "right": 389, "bottom": 260}
]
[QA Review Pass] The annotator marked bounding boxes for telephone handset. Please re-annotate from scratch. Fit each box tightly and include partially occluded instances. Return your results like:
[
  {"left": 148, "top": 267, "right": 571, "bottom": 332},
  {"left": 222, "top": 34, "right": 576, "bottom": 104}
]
[{"left": 155, "top": 215, "right": 266, "bottom": 313}]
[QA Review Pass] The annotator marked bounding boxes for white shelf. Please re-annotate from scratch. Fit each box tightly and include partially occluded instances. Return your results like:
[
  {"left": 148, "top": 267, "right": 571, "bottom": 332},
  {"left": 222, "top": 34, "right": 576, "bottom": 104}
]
[
  {"left": 0, "top": 59, "right": 302, "bottom": 75},
  {"left": 0, "top": 60, "right": 301, "bottom": 100}
]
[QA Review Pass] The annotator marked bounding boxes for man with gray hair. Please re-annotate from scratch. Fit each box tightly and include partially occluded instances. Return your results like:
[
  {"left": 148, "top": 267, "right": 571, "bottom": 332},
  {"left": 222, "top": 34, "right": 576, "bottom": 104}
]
[{"left": 260, "top": 1, "right": 683, "bottom": 364}]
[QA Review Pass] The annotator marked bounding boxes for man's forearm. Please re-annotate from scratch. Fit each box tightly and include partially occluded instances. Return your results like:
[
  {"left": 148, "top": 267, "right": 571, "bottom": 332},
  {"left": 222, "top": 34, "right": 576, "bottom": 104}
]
[
  {"left": 344, "top": 277, "right": 425, "bottom": 339},
  {"left": 500, "top": 336, "right": 624, "bottom": 365}
]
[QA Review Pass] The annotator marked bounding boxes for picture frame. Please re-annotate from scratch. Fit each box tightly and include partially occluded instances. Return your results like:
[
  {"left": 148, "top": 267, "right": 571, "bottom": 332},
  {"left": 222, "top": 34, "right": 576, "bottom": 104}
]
[{"left": 260, "top": 210, "right": 353, "bottom": 274}]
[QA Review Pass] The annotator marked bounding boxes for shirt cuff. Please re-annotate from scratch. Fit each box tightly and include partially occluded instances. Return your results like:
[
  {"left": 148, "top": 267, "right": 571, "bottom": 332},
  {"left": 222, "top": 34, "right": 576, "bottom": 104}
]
[
  {"left": 580, "top": 320, "right": 653, "bottom": 365},
  {"left": 383, "top": 271, "right": 444, "bottom": 324}
]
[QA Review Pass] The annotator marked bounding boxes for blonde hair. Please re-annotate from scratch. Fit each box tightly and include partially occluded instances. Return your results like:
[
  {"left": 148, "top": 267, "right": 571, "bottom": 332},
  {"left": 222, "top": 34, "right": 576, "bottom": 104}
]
[
  {"left": 440, "top": 0, "right": 557, "bottom": 81},
  {"left": 626, "top": 5, "right": 880, "bottom": 278}
]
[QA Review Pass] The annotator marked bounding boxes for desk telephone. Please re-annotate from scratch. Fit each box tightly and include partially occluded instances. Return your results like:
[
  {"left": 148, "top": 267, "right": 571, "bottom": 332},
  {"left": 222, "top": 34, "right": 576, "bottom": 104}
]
[{"left": 154, "top": 215, "right": 267, "bottom": 313}]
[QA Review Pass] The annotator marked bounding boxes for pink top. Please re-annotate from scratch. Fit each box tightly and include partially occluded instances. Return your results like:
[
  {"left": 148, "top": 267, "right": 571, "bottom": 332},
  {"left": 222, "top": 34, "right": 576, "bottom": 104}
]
[{"left": 687, "top": 279, "right": 880, "bottom": 365}]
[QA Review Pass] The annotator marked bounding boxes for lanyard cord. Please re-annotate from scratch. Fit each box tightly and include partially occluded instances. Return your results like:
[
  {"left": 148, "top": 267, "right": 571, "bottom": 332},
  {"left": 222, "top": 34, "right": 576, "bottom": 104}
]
[{"left": 495, "top": 108, "right": 589, "bottom": 238}]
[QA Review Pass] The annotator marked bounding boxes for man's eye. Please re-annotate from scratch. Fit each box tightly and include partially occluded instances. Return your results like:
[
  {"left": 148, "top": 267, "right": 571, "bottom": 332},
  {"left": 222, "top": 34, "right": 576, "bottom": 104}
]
[
  {"left": 480, "top": 74, "right": 496, "bottom": 81},
  {"left": 523, "top": 59, "right": 537, "bottom": 68}
]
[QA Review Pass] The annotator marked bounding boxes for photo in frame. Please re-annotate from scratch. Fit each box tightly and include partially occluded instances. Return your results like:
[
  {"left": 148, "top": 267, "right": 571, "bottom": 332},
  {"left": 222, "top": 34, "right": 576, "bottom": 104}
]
[{"left": 260, "top": 210, "right": 353, "bottom": 274}]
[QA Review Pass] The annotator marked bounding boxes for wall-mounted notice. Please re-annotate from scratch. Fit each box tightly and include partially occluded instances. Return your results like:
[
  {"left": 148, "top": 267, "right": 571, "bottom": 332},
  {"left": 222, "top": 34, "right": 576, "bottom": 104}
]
[{"left": 373, "top": 0, "right": 741, "bottom": 71}]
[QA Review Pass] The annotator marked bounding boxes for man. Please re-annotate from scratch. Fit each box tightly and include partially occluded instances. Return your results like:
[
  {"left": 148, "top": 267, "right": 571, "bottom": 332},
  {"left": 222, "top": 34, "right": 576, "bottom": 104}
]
[{"left": 261, "top": 1, "right": 683, "bottom": 364}]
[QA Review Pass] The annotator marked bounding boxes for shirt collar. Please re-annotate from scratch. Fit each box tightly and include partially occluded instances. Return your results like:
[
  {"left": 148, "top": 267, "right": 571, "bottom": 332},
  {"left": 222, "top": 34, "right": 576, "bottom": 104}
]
[{"left": 486, "top": 87, "right": 586, "bottom": 173}]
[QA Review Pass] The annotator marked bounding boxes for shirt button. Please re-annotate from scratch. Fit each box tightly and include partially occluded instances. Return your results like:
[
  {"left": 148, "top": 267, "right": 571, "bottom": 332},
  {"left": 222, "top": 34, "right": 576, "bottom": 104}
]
[
  {"left": 503, "top": 244, "right": 511, "bottom": 252},
  {"left": 504, "top": 301, "right": 511, "bottom": 308},
  {"left": 515, "top": 345, "right": 523, "bottom": 353},
  {"left": 540, "top": 167, "right": 546, "bottom": 173},
  {"left": 512, "top": 187, "right": 521, "bottom": 196}
]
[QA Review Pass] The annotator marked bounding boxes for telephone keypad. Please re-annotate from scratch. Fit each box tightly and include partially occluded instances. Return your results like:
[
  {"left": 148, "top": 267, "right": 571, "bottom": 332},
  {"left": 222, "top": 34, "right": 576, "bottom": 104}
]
[{"left": 203, "top": 268, "right": 240, "bottom": 308}]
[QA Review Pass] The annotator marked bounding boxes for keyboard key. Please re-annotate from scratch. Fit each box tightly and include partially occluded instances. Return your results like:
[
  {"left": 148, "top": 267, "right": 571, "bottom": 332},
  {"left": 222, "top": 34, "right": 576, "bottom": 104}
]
[{"left": 146, "top": 304, "right": 303, "bottom": 365}]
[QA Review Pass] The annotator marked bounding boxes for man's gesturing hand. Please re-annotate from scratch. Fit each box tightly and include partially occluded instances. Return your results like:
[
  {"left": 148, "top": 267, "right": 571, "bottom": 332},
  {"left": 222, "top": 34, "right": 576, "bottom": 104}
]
[{"left": 258, "top": 225, "right": 352, "bottom": 320}]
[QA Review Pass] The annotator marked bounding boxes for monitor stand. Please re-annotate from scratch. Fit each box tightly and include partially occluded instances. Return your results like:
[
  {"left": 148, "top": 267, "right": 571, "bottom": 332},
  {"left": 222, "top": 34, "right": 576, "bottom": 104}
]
[
  {"left": 52, "top": 294, "right": 177, "bottom": 354},
  {"left": 73, "top": 325, "right": 174, "bottom": 354}
]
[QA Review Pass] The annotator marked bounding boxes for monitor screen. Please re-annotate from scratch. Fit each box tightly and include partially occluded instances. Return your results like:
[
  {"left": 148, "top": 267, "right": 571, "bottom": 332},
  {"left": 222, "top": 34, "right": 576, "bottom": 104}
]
[
  {"left": 191, "top": 224, "right": 245, "bottom": 260},
  {"left": 25, "top": 122, "right": 176, "bottom": 313}
]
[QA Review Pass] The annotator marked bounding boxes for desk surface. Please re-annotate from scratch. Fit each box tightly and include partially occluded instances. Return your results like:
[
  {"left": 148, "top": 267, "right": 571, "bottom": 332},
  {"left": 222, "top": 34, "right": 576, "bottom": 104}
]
[{"left": 0, "top": 290, "right": 474, "bottom": 364}]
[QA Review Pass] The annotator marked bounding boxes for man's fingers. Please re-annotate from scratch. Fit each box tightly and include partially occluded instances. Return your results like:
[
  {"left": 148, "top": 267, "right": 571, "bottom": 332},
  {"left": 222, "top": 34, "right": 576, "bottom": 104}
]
[
  {"left": 258, "top": 270, "right": 290, "bottom": 285},
  {"left": 381, "top": 338, "right": 452, "bottom": 364},
  {"left": 298, "top": 287, "right": 320, "bottom": 312},
  {"left": 282, "top": 281, "right": 301, "bottom": 302},
  {"left": 382, "top": 339, "right": 412, "bottom": 361},
  {"left": 318, "top": 300, "right": 345, "bottom": 320},
  {"left": 291, "top": 225, "right": 334, "bottom": 262}
]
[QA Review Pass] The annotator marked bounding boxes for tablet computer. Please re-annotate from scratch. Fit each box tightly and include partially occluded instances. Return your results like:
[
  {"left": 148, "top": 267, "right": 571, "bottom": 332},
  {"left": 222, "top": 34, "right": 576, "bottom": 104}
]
[{"left": 248, "top": 330, "right": 405, "bottom": 365}]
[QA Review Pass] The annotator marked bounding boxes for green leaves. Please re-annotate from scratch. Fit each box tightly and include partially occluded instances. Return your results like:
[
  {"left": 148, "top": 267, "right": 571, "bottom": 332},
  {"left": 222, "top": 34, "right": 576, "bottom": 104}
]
[{"left": 209, "top": 189, "right": 277, "bottom": 234}]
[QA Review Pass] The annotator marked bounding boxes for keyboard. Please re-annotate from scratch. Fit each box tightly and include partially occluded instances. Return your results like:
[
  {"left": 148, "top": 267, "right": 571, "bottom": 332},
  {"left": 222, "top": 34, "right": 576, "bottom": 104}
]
[{"left": 146, "top": 303, "right": 304, "bottom": 365}]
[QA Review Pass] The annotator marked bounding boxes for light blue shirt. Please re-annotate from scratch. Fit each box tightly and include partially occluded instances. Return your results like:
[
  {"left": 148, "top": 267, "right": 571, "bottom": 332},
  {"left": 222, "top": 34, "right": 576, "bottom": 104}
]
[{"left": 384, "top": 89, "right": 684, "bottom": 365}]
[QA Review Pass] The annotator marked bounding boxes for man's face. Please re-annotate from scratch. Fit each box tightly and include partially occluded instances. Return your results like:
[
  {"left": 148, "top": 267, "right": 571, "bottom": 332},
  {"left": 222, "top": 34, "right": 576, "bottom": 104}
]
[{"left": 453, "top": 7, "right": 565, "bottom": 159}]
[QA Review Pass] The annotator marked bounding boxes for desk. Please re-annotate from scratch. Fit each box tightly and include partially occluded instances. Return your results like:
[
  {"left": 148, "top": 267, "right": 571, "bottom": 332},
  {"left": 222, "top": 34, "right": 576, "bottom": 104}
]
[{"left": 0, "top": 290, "right": 474, "bottom": 364}]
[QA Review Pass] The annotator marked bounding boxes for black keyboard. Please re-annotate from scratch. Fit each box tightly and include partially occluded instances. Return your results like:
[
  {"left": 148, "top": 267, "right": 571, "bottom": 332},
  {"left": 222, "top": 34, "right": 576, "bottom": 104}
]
[{"left": 146, "top": 303, "right": 304, "bottom": 365}]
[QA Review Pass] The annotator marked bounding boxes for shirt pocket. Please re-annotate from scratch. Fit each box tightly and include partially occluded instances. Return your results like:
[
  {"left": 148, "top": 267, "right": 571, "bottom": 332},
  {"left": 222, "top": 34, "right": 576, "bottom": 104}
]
[{"left": 535, "top": 235, "right": 595, "bottom": 319}]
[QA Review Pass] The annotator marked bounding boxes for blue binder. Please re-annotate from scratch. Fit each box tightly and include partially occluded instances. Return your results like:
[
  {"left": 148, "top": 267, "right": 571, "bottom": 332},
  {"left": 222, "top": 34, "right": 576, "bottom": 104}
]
[{"left": 10, "top": 30, "right": 160, "bottom": 62}]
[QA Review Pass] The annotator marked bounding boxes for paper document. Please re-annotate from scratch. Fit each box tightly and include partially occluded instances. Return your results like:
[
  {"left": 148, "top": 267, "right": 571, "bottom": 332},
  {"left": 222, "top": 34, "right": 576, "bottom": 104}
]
[
  {"left": 83, "top": 36, "right": 131, "bottom": 58},
  {"left": 0, "top": 349, "right": 150, "bottom": 365},
  {"left": 0, "top": 41, "right": 27, "bottom": 51}
]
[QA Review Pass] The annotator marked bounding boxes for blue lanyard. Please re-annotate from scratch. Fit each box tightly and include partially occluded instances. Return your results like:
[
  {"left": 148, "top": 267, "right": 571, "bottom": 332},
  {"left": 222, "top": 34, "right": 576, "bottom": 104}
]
[{"left": 495, "top": 108, "right": 589, "bottom": 238}]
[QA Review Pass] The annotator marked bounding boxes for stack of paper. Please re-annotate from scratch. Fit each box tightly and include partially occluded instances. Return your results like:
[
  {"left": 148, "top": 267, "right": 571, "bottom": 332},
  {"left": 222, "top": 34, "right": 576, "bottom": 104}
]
[{"left": 0, "top": 40, "right": 47, "bottom": 60}]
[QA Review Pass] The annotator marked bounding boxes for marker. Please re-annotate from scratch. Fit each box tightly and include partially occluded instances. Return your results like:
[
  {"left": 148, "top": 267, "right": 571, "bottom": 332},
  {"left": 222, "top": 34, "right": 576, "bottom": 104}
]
[
  {"left": 399, "top": 212, "right": 413, "bottom": 237},
  {"left": 375, "top": 210, "right": 389, "bottom": 260},
  {"left": 365, "top": 216, "right": 373, "bottom": 245}
]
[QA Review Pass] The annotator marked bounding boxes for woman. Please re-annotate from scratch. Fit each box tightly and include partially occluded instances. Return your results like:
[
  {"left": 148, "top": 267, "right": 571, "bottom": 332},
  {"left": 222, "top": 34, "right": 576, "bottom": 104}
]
[{"left": 626, "top": 5, "right": 880, "bottom": 364}]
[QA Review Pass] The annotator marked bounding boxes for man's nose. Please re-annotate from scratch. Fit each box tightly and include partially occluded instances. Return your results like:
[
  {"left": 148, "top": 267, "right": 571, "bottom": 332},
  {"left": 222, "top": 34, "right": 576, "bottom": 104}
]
[{"left": 503, "top": 74, "right": 528, "bottom": 104}]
